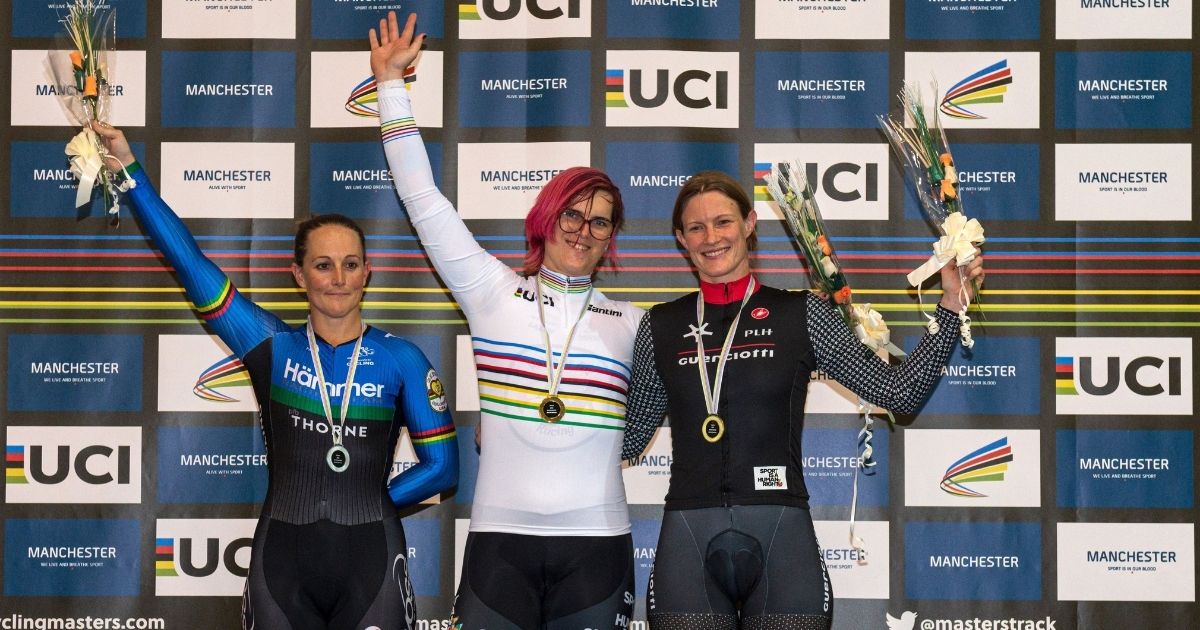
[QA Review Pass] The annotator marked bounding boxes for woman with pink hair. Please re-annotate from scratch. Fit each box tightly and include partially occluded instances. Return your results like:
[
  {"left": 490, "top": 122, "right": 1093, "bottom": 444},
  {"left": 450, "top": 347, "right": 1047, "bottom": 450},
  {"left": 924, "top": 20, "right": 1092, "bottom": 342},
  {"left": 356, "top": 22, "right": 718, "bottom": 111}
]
[{"left": 370, "top": 12, "right": 644, "bottom": 629}]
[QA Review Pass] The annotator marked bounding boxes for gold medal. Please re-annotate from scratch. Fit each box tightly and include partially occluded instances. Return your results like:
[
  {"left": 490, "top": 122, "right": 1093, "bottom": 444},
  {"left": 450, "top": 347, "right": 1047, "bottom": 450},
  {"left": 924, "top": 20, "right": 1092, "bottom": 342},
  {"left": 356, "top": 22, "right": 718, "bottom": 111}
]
[
  {"left": 702, "top": 414, "right": 725, "bottom": 443},
  {"left": 539, "top": 395, "right": 566, "bottom": 423}
]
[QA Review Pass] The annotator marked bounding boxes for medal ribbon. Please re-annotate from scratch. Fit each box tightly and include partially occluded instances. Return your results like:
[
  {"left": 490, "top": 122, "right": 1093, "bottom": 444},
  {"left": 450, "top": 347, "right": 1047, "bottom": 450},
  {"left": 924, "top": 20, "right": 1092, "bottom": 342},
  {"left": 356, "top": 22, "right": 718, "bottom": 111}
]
[
  {"left": 306, "top": 319, "right": 367, "bottom": 449},
  {"left": 535, "top": 279, "right": 594, "bottom": 401},
  {"left": 692, "top": 276, "right": 757, "bottom": 419}
]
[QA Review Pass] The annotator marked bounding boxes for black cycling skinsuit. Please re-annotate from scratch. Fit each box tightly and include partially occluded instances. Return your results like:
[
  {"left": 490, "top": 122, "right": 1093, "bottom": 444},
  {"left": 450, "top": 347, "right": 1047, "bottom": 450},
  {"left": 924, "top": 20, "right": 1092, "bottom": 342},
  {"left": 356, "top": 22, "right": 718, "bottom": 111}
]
[
  {"left": 126, "top": 164, "right": 458, "bottom": 629},
  {"left": 622, "top": 276, "right": 959, "bottom": 629}
]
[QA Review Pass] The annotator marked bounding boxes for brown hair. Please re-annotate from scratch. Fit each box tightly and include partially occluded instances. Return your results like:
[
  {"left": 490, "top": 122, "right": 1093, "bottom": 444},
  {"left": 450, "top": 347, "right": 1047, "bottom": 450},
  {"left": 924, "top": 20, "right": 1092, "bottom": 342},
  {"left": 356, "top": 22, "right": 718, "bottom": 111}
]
[
  {"left": 294, "top": 214, "right": 367, "bottom": 265},
  {"left": 670, "top": 170, "right": 756, "bottom": 250}
]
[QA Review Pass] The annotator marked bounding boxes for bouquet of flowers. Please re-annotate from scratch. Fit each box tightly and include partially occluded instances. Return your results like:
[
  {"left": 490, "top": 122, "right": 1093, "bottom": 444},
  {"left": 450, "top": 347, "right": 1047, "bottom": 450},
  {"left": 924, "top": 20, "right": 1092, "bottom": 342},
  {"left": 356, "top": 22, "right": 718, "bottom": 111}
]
[
  {"left": 877, "top": 82, "right": 985, "bottom": 348},
  {"left": 764, "top": 161, "right": 904, "bottom": 359},
  {"left": 48, "top": 0, "right": 133, "bottom": 224}
]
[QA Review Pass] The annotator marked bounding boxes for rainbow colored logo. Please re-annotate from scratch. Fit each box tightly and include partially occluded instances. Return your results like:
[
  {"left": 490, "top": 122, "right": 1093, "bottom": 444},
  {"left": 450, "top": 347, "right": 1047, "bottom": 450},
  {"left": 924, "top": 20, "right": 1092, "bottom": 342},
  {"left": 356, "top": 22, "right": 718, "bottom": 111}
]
[
  {"left": 5, "top": 445, "right": 27, "bottom": 484},
  {"left": 752, "top": 162, "right": 773, "bottom": 202},
  {"left": 1055, "top": 356, "right": 1078, "bottom": 395},
  {"left": 939, "top": 436, "right": 1012, "bottom": 497},
  {"left": 459, "top": 3, "right": 481, "bottom": 20},
  {"left": 193, "top": 355, "right": 251, "bottom": 403},
  {"left": 155, "top": 538, "right": 178, "bottom": 577},
  {"left": 939, "top": 59, "right": 1012, "bottom": 120},
  {"left": 605, "top": 69, "right": 628, "bottom": 108},
  {"left": 344, "top": 67, "right": 418, "bottom": 118}
]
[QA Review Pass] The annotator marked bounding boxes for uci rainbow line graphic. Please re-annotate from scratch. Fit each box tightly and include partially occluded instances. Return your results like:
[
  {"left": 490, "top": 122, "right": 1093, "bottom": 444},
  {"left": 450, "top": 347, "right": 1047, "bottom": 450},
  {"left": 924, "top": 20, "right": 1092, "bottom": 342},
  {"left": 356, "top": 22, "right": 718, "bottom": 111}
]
[
  {"left": 939, "top": 436, "right": 1012, "bottom": 497},
  {"left": 459, "top": 3, "right": 481, "bottom": 20},
  {"left": 6, "top": 445, "right": 28, "bottom": 484},
  {"left": 344, "top": 67, "right": 418, "bottom": 118},
  {"left": 939, "top": 59, "right": 1012, "bottom": 120},
  {"left": 1055, "top": 355, "right": 1079, "bottom": 395},
  {"left": 155, "top": 538, "right": 178, "bottom": 577},
  {"left": 605, "top": 69, "right": 628, "bottom": 107},
  {"left": 193, "top": 355, "right": 251, "bottom": 403}
]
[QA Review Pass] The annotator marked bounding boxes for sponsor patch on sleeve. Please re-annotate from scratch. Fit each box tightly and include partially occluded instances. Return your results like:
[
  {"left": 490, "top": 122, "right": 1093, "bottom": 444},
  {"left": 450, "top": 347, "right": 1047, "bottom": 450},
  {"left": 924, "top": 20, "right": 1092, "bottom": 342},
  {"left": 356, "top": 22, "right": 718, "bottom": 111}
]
[{"left": 426, "top": 369, "right": 447, "bottom": 412}]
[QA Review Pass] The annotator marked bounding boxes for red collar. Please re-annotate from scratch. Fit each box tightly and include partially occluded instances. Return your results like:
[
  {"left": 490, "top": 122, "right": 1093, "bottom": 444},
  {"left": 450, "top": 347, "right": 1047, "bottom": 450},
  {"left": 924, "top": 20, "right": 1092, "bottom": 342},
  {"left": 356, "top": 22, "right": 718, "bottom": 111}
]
[{"left": 699, "top": 274, "right": 759, "bottom": 305}]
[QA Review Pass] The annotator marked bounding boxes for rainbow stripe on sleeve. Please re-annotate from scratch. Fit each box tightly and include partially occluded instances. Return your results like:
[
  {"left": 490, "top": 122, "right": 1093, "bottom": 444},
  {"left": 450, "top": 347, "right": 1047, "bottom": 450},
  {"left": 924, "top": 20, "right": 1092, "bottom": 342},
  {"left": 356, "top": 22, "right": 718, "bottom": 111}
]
[
  {"left": 410, "top": 423, "right": 457, "bottom": 445},
  {"left": 381, "top": 117, "right": 419, "bottom": 145},
  {"left": 196, "top": 279, "right": 236, "bottom": 322}
]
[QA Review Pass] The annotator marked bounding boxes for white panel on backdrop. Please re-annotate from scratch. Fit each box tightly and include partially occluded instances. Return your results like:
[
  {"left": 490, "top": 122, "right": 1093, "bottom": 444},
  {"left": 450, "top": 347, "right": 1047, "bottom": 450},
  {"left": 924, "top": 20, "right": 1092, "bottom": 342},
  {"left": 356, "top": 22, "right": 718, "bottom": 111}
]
[
  {"left": 389, "top": 429, "right": 440, "bottom": 506},
  {"left": 456, "top": 335, "right": 481, "bottom": 412},
  {"left": 5, "top": 426, "right": 142, "bottom": 504},
  {"left": 1057, "top": 522, "right": 1195, "bottom": 602},
  {"left": 1056, "top": 0, "right": 1191, "bottom": 39},
  {"left": 1054, "top": 144, "right": 1191, "bottom": 221},
  {"left": 456, "top": 142, "right": 591, "bottom": 219},
  {"left": 454, "top": 518, "right": 471, "bottom": 591},
  {"left": 154, "top": 519, "right": 256, "bottom": 596},
  {"left": 621, "top": 427, "right": 672, "bottom": 505},
  {"left": 1055, "top": 337, "right": 1192, "bottom": 415},
  {"left": 903, "top": 52, "right": 1040, "bottom": 129},
  {"left": 753, "top": 143, "right": 890, "bottom": 221},
  {"left": 310, "top": 51, "right": 444, "bottom": 129},
  {"left": 158, "top": 335, "right": 258, "bottom": 412},
  {"left": 459, "top": 0, "right": 592, "bottom": 39},
  {"left": 755, "top": 0, "right": 890, "bottom": 39},
  {"left": 162, "top": 0, "right": 297, "bottom": 39},
  {"left": 11, "top": 50, "right": 146, "bottom": 127},
  {"left": 904, "top": 429, "right": 1041, "bottom": 507},
  {"left": 160, "top": 142, "right": 295, "bottom": 219},
  {"left": 814, "top": 520, "right": 889, "bottom": 599},
  {"left": 605, "top": 51, "right": 739, "bottom": 129}
]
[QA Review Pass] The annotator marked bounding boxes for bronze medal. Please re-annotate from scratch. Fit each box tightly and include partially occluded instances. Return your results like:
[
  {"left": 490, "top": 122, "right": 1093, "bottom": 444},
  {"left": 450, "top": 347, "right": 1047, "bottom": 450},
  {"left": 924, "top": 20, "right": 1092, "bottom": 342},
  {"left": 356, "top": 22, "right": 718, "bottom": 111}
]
[
  {"left": 539, "top": 395, "right": 566, "bottom": 423},
  {"left": 702, "top": 414, "right": 725, "bottom": 443}
]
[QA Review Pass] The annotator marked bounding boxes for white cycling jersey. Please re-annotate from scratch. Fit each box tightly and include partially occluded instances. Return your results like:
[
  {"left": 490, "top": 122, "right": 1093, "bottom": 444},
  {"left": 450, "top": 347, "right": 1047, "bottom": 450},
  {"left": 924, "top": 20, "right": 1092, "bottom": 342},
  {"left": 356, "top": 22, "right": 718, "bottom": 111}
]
[{"left": 379, "top": 82, "right": 644, "bottom": 535}]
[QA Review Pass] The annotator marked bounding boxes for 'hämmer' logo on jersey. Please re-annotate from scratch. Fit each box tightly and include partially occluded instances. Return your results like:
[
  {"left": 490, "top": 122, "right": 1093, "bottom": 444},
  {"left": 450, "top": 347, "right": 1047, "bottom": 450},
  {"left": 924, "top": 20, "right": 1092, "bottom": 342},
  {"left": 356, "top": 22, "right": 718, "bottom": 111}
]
[
  {"left": 283, "top": 358, "right": 384, "bottom": 399},
  {"left": 155, "top": 519, "right": 256, "bottom": 596},
  {"left": 1055, "top": 337, "right": 1191, "bottom": 415},
  {"left": 940, "top": 436, "right": 1012, "bottom": 498},
  {"left": 940, "top": 59, "right": 1012, "bottom": 120}
]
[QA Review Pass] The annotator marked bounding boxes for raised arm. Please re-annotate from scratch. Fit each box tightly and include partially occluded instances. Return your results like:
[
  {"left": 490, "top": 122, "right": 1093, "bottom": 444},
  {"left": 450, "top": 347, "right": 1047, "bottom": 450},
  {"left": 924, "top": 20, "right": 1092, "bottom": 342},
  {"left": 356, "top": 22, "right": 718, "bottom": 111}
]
[
  {"left": 370, "top": 11, "right": 515, "bottom": 315},
  {"left": 622, "top": 312, "right": 670, "bottom": 461},
  {"left": 93, "top": 123, "right": 287, "bottom": 357},
  {"left": 385, "top": 339, "right": 458, "bottom": 507}
]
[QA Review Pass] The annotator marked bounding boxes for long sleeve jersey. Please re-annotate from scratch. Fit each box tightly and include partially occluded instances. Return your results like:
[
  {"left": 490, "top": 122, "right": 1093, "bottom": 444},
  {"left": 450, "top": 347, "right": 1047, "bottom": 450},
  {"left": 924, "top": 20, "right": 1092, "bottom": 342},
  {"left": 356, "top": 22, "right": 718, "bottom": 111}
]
[
  {"left": 378, "top": 82, "right": 644, "bottom": 535},
  {"left": 126, "top": 163, "right": 458, "bottom": 523}
]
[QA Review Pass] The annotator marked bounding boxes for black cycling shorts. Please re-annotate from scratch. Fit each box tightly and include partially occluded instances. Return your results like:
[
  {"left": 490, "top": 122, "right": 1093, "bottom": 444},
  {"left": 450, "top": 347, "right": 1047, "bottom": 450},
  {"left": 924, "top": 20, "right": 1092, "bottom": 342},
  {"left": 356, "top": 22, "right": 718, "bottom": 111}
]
[
  {"left": 451, "top": 531, "right": 635, "bottom": 630},
  {"left": 648, "top": 505, "right": 832, "bottom": 630}
]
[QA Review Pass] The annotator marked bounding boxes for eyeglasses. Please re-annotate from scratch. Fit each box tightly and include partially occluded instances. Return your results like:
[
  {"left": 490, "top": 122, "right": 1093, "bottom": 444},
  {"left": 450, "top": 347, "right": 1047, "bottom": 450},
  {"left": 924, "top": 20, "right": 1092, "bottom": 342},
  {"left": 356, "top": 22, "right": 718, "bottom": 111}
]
[{"left": 558, "top": 208, "right": 614, "bottom": 240}]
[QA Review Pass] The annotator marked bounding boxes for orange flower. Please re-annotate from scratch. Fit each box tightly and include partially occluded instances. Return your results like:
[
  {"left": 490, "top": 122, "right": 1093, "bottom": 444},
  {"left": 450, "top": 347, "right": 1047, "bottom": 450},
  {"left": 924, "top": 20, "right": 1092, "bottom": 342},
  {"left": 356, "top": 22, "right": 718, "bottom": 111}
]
[
  {"left": 834, "top": 286, "right": 852, "bottom": 304},
  {"left": 941, "top": 178, "right": 957, "bottom": 200},
  {"left": 83, "top": 76, "right": 98, "bottom": 97},
  {"left": 939, "top": 153, "right": 954, "bottom": 167},
  {"left": 70, "top": 51, "right": 84, "bottom": 69},
  {"left": 816, "top": 235, "right": 832, "bottom": 256}
]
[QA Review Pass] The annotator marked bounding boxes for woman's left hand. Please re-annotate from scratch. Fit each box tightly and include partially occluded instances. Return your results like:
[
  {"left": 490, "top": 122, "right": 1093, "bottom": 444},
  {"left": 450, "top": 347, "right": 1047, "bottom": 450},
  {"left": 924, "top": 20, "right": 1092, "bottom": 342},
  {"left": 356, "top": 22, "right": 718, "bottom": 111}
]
[
  {"left": 938, "top": 251, "right": 985, "bottom": 312},
  {"left": 369, "top": 11, "right": 424, "bottom": 84}
]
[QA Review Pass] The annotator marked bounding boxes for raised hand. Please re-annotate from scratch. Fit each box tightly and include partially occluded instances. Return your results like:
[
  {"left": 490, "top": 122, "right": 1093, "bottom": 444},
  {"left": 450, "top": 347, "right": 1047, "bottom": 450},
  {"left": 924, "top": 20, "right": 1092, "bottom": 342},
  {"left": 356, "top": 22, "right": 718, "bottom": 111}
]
[
  {"left": 938, "top": 251, "right": 985, "bottom": 313},
  {"left": 90, "top": 121, "right": 136, "bottom": 168},
  {"left": 369, "top": 11, "right": 423, "bottom": 83}
]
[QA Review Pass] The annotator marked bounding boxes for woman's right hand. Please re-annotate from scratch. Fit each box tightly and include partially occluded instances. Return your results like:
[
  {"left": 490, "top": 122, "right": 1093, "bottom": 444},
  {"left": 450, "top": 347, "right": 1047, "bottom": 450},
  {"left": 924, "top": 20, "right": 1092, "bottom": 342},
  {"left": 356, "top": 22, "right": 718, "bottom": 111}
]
[
  {"left": 90, "top": 121, "right": 136, "bottom": 168},
  {"left": 369, "top": 10, "right": 424, "bottom": 84}
]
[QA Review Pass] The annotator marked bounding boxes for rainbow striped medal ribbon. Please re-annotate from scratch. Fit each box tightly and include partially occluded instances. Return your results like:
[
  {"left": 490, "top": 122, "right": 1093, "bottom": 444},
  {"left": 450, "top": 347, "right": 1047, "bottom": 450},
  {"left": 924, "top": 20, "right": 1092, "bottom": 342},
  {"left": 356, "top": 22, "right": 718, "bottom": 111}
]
[
  {"left": 306, "top": 319, "right": 367, "bottom": 473},
  {"left": 690, "top": 276, "right": 756, "bottom": 444},
  {"left": 535, "top": 279, "right": 594, "bottom": 423}
]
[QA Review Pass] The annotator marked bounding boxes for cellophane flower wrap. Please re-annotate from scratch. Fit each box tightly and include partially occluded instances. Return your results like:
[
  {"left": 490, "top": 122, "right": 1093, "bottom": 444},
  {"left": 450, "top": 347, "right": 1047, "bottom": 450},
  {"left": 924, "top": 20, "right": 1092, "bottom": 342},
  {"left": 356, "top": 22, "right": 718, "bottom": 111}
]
[
  {"left": 877, "top": 82, "right": 985, "bottom": 348},
  {"left": 48, "top": 0, "right": 133, "bottom": 225},
  {"left": 764, "top": 161, "right": 904, "bottom": 359}
]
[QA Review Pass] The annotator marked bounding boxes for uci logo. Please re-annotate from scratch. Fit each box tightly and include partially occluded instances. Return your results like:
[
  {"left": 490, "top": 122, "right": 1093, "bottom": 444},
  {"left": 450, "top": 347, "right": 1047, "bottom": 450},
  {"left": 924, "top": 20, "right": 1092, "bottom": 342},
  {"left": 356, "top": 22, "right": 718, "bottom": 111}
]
[
  {"left": 1056, "top": 338, "right": 1191, "bottom": 416},
  {"left": 477, "top": 0, "right": 581, "bottom": 20},
  {"left": 25, "top": 445, "right": 131, "bottom": 485},
  {"left": 801, "top": 162, "right": 879, "bottom": 203},
  {"left": 1071, "top": 356, "right": 1182, "bottom": 397},
  {"left": 172, "top": 537, "right": 252, "bottom": 578},
  {"left": 624, "top": 69, "right": 729, "bottom": 110}
]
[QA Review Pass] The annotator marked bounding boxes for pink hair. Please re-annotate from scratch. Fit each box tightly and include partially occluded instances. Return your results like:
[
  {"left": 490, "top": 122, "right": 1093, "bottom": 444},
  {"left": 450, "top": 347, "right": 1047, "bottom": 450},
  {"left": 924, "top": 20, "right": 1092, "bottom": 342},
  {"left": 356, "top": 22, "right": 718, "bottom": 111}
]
[{"left": 523, "top": 166, "right": 625, "bottom": 276}]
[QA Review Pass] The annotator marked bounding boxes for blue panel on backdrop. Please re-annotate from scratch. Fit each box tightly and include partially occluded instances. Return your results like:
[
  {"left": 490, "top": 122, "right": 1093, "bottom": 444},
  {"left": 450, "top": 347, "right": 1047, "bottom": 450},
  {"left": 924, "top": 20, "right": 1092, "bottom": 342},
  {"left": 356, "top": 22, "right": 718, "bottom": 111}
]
[
  {"left": 755, "top": 52, "right": 888, "bottom": 129},
  {"left": 904, "top": 336, "right": 1040, "bottom": 416},
  {"left": 607, "top": 0, "right": 739, "bottom": 39},
  {"left": 631, "top": 518, "right": 663, "bottom": 599},
  {"left": 312, "top": 0, "right": 444, "bottom": 39},
  {"left": 403, "top": 517, "right": 442, "bottom": 597},
  {"left": 905, "top": 521, "right": 1041, "bottom": 600},
  {"left": 803, "top": 428, "right": 889, "bottom": 507},
  {"left": 161, "top": 51, "right": 296, "bottom": 128},
  {"left": 1057, "top": 429, "right": 1194, "bottom": 509},
  {"left": 459, "top": 51, "right": 591, "bottom": 128},
  {"left": 907, "top": 0, "right": 1040, "bottom": 40},
  {"left": 4, "top": 519, "right": 140, "bottom": 596},
  {"left": 8, "top": 334, "right": 142, "bottom": 412},
  {"left": 605, "top": 142, "right": 738, "bottom": 220},
  {"left": 1056, "top": 52, "right": 1191, "bottom": 129},
  {"left": 454, "top": 426, "right": 480, "bottom": 505},
  {"left": 902, "top": 144, "right": 1039, "bottom": 222},
  {"left": 13, "top": 0, "right": 147, "bottom": 38},
  {"left": 310, "top": 142, "right": 443, "bottom": 219},
  {"left": 10, "top": 141, "right": 144, "bottom": 218},
  {"left": 157, "top": 427, "right": 268, "bottom": 504}
]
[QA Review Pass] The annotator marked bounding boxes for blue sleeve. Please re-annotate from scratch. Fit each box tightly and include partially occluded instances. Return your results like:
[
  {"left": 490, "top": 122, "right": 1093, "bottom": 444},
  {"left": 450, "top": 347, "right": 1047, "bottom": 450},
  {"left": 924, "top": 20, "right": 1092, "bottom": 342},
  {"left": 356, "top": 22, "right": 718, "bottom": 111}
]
[
  {"left": 126, "top": 164, "right": 289, "bottom": 357},
  {"left": 384, "top": 339, "right": 459, "bottom": 507}
]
